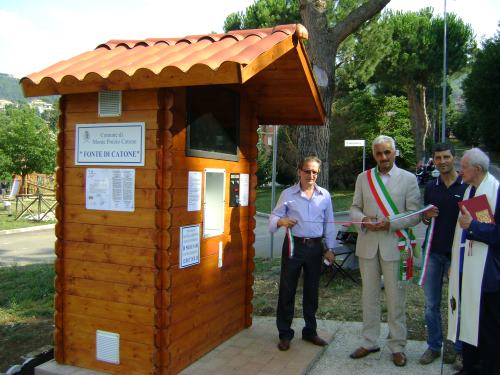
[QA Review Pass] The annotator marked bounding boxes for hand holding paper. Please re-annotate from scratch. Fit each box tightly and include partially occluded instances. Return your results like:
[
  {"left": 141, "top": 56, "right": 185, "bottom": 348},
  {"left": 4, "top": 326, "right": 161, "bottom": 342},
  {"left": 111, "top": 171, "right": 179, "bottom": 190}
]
[
  {"left": 424, "top": 206, "right": 439, "bottom": 221},
  {"left": 362, "top": 216, "right": 388, "bottom": 231}
]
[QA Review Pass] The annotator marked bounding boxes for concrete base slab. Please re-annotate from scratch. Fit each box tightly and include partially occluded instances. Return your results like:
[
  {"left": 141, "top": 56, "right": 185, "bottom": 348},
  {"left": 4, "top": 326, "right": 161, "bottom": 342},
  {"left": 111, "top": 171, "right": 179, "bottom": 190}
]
[
  {"left": 35, "top": 360, "right": 109, "bottom": 375},
  {"left": 35, "top": 317, "right": 459, "bottom": 375},
  {"left": 180, "top": 316, "right": 333, "bottom": 375},
  {"left": 310, "top": 320, "right": 458, "bottom": 375}
]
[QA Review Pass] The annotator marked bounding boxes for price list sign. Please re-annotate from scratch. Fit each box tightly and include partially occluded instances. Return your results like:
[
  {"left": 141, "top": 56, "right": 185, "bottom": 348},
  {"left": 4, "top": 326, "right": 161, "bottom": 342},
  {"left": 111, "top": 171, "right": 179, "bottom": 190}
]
[{"left": 179, "top": 225, "right": 201, "bottom": 268}]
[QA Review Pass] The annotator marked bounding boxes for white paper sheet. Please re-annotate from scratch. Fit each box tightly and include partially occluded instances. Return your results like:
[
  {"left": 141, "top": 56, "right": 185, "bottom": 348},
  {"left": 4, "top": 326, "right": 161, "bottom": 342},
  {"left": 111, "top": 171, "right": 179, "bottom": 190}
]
[{"left": 86, "top": 168, "right": 135, "bottom": 212}]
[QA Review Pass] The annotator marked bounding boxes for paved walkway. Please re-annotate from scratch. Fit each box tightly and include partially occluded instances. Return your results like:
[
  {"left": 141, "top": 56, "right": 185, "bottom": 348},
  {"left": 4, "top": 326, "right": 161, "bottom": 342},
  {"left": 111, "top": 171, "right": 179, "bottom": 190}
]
[
  {"left": 36, "top": 317, "right": 458, "bottom": 375},
  {"left": 180, "top": 317, "right": 458, "bottom": 375},
  {"left": 14, "top": 193, "right": 451, "bottom": 375}
]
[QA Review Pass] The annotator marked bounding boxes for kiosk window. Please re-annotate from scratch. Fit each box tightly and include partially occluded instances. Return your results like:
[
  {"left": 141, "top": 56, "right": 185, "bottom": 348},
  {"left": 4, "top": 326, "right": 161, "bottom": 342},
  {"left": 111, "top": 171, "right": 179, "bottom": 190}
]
[
  {"left": 203, "top": 169, "right": 225, "bottom": 238},
  {"left": 186, "top": 86, "right": 239, "bottom": 161}
]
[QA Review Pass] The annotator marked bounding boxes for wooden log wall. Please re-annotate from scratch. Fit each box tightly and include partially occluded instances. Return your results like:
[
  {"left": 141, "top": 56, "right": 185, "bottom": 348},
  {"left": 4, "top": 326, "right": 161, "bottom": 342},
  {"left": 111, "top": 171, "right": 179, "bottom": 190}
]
[
  {"left": 55, "top": 89, "right": 166, "bottom": 374},
  {"left": 54, "top": 86, "right": 257, "bottom": 375},
  {"left": 166, "top": 88, "right": 257, "bottom": 374}
]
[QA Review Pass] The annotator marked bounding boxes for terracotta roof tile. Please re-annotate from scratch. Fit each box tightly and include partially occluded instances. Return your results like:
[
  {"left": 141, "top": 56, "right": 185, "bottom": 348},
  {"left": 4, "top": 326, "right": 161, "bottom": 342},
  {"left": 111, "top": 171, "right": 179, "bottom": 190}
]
[
  {"left": 23, "top": 24, "right": 301, "bottom": 89},
  {"left": 21, "top": 23, "right": 325, "bottom": 125}
]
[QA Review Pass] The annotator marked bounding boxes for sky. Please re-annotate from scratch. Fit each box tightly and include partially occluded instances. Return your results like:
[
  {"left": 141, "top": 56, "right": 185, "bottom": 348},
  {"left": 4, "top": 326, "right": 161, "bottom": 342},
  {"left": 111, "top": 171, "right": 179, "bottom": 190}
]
[{"left": 0, "top": 0, "right": 498, "bottom": 79}]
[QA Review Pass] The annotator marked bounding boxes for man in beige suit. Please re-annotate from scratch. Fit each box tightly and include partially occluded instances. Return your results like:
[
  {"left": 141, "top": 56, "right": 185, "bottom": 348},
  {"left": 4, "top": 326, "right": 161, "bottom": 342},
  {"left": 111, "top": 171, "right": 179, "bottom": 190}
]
[{"left": 349, "top": 135, "right": 421, "bottom": 367}]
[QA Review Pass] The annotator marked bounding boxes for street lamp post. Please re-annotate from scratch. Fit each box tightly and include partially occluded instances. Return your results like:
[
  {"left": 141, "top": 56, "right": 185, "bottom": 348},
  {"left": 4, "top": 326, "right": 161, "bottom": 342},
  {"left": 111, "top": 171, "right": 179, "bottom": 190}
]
[
  {"left": 442, "top": 0, "right": 448, "bottom": 142},
  {"left": 269, "top": 125, "right": 278, "bottom": 258}
]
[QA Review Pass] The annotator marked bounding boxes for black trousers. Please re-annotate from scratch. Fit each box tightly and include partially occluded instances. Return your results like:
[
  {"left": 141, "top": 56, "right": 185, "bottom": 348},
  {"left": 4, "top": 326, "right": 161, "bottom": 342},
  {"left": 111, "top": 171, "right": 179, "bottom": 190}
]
[
  {"left": 462, "top": 291, "right": 500, "bottom": 375},
  {"left": 276, "top": 236, "right": 323, "bottom": 340}
]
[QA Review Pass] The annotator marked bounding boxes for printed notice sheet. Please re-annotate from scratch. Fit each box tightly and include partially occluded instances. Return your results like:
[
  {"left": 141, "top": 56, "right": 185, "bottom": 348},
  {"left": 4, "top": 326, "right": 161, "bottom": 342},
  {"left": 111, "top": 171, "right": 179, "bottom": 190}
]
[
  {"left": 239, "top": 173, "right": 249, "bottom": 206},
  {"left": 180, "top": 225, "right": 201, "bottom": 268},
  {"left": 187, "top": 171, "right": 202, "bottom": 211},
  {"left": 86, "top": 168, "right": 135, "bottom": 212}
]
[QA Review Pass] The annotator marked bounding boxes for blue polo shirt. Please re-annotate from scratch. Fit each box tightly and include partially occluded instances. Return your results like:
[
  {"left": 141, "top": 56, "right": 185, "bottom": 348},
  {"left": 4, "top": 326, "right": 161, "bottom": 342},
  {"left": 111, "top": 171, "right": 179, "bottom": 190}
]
[{"left": 424, "top": 176, "right": 468, "bottom": 256}]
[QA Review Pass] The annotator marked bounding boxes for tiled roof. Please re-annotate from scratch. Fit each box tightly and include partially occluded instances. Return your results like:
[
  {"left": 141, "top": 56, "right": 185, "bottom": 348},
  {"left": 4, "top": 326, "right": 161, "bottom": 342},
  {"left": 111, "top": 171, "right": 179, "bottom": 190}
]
[{"left": 21, "top": 24, "right": 325, "bottom": 125}]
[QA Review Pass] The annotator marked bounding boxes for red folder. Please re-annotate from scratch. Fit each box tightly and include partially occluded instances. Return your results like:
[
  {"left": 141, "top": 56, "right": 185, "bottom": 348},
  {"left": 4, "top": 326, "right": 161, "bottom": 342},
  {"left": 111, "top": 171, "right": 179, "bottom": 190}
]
[{"left": 458, "top": 194, "right": 495, "bottom": 224}]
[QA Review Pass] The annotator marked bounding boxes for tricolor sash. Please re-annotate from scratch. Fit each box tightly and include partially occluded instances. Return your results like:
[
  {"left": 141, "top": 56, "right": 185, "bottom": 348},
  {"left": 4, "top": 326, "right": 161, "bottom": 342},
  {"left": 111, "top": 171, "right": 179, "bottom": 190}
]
[
  {"left": 286, "top": 228, "right": 295, "bottom": 258},
  {"left": 418, "top": 217, "right": 436, "bottom": 286},
  {"left": 366, "top": 168, "right": 417, "bottom": 280}
]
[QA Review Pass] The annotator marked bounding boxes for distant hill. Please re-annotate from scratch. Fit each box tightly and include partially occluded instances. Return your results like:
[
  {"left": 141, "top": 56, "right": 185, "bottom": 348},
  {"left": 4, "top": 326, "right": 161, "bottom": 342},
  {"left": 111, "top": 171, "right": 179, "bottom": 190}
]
[
  {"left": 0, "top": 73, "right": 26, "bottom": 102},
  {"left": 0, "top": 72, "right": 59, "bottom": 104}
]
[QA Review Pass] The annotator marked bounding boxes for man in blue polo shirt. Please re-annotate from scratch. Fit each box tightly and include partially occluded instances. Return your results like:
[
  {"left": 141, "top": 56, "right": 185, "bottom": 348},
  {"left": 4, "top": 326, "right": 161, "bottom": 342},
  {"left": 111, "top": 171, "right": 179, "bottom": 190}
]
[{"left": 419, "top": 143, "right": 467, "bottom": 368}]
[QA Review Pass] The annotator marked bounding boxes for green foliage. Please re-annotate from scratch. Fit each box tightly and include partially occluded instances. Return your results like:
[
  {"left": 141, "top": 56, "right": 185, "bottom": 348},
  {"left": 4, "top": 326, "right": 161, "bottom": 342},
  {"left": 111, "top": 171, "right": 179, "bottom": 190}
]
[
  {"left": 276, "top": 126, "right": 298, "bottom": 186},
  {"left": 365, "top": 9, "right": 475, "bottom": 161},
  {"left": 336, "top": 14, "right": 393, "bottom": 93},
  {"left": 462, "top": 32, "right": 500, "bottom": 150},
  {"left": 448, "top": 110, "right": 480, "bottom": 146},
  {"left": 375, "top": 9, "right": 433, "bottom": 85},
  {"left": 223, "top": 0, "right": 374, "bottom": 33},
  {"left": 378, "top": 96, "right": 415, "bottom": 168},
  {"left": 0, "top": 73, "right": 26, "bottom": 102},
  {"left": 40, "top": 99, "right": 60, "bottom": 132},
  {"left": 224, "top": 12, "right": 243, "bottom": 31},
  {"left": 256, "top": 187, "right": 353, "bottom": 213},
  {"left": 0, "top": 153, "right": 12, "bottom": 181},
  {"left": 0, "top": 105, "right": 56, "bottom": 178},
  {"left": 373, "top": 9, "right": 474, "bottom": 91},
  {"left": 429, "top": 14, "right": 476, "bottom": 84},
  {"left": 223, "top": 0, "right": 300, "bottom": 31},
  {"left": 256, "top": 128, "right": 272, "bottom": 186},
  {"left": 331, "top": 90, "right": 414, "bottom": 189}
]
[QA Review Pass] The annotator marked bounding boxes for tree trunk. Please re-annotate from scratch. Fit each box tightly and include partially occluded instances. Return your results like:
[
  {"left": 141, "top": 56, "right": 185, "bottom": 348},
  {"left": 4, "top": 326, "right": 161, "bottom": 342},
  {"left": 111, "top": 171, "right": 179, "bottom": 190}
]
[
  {"left": 298, "top": 0, "right": 391, "bottom": 189},
  {"left": 406, "top": 82, "right": 430, "bottom": 163},
  {"left": 21, "top": 174, "right": 27, "bottom": 195}
]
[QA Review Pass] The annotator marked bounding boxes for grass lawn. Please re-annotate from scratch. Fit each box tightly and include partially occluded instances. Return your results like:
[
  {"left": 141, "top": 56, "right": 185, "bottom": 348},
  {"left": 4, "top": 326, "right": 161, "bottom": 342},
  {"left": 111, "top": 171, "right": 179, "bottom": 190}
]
[
  {"left": 256, "top": 187, "right": 353, "bottom": 214},
  {"left": 0, "top": 258, "right": 441, "bottom": 372},
  {"left": 0, "top": 265, "right": 54, "bottom": 372},
  {"left": 0, "top": 201, "right": 56, "bottom": 231},
  {"left": 253, "top": 257, "right": 447, "bottom": 343}
]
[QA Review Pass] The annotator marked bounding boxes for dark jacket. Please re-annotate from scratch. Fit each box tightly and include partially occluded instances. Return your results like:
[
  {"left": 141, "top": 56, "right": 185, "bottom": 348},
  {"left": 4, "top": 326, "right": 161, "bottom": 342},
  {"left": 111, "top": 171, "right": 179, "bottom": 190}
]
[{"left": 466, "top": 186, "right": 500, "bottom": 293}]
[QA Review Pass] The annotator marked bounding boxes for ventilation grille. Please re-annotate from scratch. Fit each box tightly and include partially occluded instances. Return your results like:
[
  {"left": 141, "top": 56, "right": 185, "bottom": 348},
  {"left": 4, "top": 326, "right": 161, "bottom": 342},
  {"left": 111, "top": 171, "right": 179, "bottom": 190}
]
[
  {"left": 98, "top": 91, "right": 122, "bottom": 117},
  {"left": 96, "top": 330, "right": 120, "bottom": 364}
]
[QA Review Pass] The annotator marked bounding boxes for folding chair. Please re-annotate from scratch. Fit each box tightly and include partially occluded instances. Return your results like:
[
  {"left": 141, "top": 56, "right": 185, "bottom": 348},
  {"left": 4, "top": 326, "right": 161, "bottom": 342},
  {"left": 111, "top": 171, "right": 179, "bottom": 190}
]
[{"left": 324, "top": 230, "right": 358, "bottom": 286}]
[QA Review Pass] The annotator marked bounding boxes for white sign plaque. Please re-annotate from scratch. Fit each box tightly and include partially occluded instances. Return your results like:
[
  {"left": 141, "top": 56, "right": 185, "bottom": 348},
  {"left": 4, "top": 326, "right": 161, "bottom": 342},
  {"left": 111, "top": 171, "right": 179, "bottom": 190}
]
[
  {"left": 86, "top": 168, "right": 135, "bottom": 212},
  {"left": 344, "top": 139, "right": 365, "bottom": 147},
  {"left": 76, "top": 122, "right": 145, "bottom": 166},
  {"left": 187, "top": 171, "right": 202, "bottom": 211},
  {"left": 239, "top": 174, "right": 249, "bottom": 207},
  {"left": 180, "top": 225, "right": 201, "bottom": 268}
]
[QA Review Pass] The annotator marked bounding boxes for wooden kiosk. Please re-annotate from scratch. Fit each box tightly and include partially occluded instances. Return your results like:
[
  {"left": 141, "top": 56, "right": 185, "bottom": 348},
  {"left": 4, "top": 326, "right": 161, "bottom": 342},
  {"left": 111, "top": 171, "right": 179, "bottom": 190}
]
[{"left": 21, "top": 24, "right": 325, "bottom": 374}]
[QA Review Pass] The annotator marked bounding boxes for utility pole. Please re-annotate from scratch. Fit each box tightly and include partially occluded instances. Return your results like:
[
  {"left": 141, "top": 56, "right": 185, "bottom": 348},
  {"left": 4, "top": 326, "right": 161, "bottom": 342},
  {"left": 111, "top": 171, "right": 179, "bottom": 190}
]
[
  {"left": 269, "top": 125, "right": 278, "bottom": 258},
  {"left": 441, "top": 0, "right": 448, "bottom": 142}
]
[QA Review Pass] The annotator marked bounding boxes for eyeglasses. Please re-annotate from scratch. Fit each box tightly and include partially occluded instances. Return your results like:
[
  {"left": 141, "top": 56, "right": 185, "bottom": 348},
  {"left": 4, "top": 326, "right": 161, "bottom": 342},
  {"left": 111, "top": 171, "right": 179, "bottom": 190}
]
[{"left": 301, "top": 169, "right": 319, "bottom": 175}]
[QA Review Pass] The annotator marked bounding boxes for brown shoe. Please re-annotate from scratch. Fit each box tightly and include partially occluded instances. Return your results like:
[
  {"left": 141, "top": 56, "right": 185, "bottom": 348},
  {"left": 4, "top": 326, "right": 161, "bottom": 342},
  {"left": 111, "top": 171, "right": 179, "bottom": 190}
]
[
  {"left": 392, "top": 352, "right": 407, "bottom": 367},
  {"left": 278, "top": 338, "right": 290, "bottom": 351},
  {"left": 350, "top": 346, "right": 381, "bottom": 359},
  {"left": 302, "top": 335, "right": 328, "bottom": 346}
]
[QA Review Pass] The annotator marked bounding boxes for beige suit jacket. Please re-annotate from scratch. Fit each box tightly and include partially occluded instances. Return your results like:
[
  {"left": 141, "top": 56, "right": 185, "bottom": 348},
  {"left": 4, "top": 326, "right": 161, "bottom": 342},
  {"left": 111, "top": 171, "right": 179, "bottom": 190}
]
[{"left": 350, "top": 165, "right": 421, "bottom": 261}]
